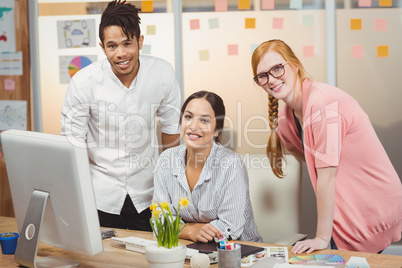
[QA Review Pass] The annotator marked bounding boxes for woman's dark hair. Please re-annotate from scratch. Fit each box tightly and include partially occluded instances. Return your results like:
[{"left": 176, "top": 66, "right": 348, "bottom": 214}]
[
  {"left": 180, "top": 91, "right": 226, "bottom": 143},
  {"left": 99, "top": 0, "right": 141, "bottom": 44}
]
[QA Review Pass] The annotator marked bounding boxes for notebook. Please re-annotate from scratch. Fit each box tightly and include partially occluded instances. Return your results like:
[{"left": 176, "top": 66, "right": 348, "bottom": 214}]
[{"left": 186, "top": 241, "right": 265, "bottom": 257}]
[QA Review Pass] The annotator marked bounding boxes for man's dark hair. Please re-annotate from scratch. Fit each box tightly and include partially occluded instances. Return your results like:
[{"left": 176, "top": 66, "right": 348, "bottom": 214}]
[{"left": 99, "top": 0, "right": 141, "bottom": 44}]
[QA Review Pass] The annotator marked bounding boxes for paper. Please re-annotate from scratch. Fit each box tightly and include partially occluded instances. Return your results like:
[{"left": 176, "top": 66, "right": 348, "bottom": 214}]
[
  {"left": 377, "top": 45, "right": 389, "bottom": 58},
  {"left": 215, "top": 0, "right": 228, "bottom": 11},
  {"left": 241, "top": 247, "right": 288, "bottom": 267},
  {"left": 0, "top": 0, "right": 16, "bottom": 52},
  {"left": 238, "top": 0, "right": 251, "bottom": 10},
  {"left": 245, "top": 18, "right": 256, "bottom": 29},
  {"left": 379, "top": 0, "right": 392, "bottom": 7},
  {"left": 302, "top": 15, "right": 314, "bottom": 26},
  {"left": 0, "top": 51, "right": 22, "bottom": 75},
  {"left": 0, "top": 100, "right": 27, "bottom": 131},
  {"left": 262, "top": 0, "right": 275, "bottom": 10},
  {"left": 374, "top": 19, "right": 387, "bottom": 31},
  {"left": 147, "top": 25, "right": 156, "bottom": 35},
  {"left": 209, "top": 18, "right": 219, "bottom": 29},
  {"left": 350, "top": 19, "right": 362, "bottom": 30},
  {"left": 141, "top": 1, "right": 154, "bottom": 12},
  {"left": 228, "top": 44, "right": 238, "bottom": 55},
  {"left": 141, "top": 44, "right": 151, "bottom": 54},
  {"left": 199, "top": 50, "right": 210, "bottom": 61},
  {"left": 346, "top": 256, "right": 370, "bottom": 268},
  {"left": 190, "top": 19, "right": 200, "bottom": 30},
  {"left": 358, "top": 0, "right": 372, "bottom": 7},
  {"left": 351, "top": 46, "right": 364, "bottom": 58},
  {"left": 4, "top": 78, "right": 15, "bottom": 90},
  {"left": 59, "top": 55, "right": 97, "bottom": 84},
  {"left": 303, "top": 46, "right": 314, "bottom": 57},
  {"left": 272, "top": 18, "right": 284, "bottom": 29},
  {"left": 290, "top": 0, "right": 302, "bottom": 9},
  {"left": 57, "top": 19, "right": 96, "bottom": 49}
]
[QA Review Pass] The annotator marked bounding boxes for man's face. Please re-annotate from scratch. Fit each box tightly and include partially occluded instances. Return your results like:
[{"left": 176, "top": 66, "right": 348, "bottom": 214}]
[{"left": 100, "top": 26, "right": 143, "bottom": 85}]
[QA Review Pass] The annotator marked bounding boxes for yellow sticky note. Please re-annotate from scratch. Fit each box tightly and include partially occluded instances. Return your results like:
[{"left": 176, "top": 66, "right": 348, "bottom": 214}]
[
  {"left": 350, "top": 19, "right": 362, "bottom": 30},
  {"left": 379, "top": 0, "right": 392, "bottom": 6},
  {"left": 142, "top": 1, "right": 154, "bottom": 12},
  {"left": 147, "top": 25, "right": 156, "bottom": 35},
  {"left": 245, "top": 18, "right": 256, "bottom": 29},
  {"left": 199, "top": 50, "right": 210, "bottom": 61},
  {"left": 377, "top": 46, "right": 389, "bottom": 57},
  {"left": 238, "top": 0, "right": 250, "bottom": 9}
]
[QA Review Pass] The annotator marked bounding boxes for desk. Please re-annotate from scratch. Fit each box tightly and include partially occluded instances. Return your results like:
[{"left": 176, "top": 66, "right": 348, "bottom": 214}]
[{"left": 1, "top": 216, "right": 401, "bottom": 267}]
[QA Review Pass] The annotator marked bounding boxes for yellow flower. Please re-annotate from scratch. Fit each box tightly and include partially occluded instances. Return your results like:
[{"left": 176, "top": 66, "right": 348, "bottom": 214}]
[
  {"left": 160, "top": 201, "right": 169, "bottom": 210},
  {"left": 179, "top": 197, "right": 190, "bottom": 208},
  {"left": 152, "top": 209, "right": 161, "bottom": 219},
  {"left": 150, "top": 202, "right": 158, "bottom": 211}
]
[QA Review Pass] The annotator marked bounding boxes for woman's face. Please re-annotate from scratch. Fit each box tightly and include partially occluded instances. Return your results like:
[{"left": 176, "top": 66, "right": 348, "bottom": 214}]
[
  {"left": 256, "top": 51, "right": 296, "bottom": 104},
  {"left": 180, "top": 98, "right": 217, "bottom": 152}
]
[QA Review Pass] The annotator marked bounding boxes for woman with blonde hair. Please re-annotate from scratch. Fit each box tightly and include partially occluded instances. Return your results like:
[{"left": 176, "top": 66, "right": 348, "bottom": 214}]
[{"left": 251, "top": 39, "right": 401, "bottom": 254}]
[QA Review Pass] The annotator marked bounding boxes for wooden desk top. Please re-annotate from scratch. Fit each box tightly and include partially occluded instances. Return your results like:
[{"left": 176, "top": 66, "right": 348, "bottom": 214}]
[{"left": 1, "top": 216, "right": 401, "bottom": 267}]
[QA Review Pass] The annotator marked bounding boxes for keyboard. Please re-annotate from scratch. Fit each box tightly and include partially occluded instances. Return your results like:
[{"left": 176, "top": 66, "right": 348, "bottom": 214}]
[{"left": 110, "top": 236, "right": 199, "bottom": 258}]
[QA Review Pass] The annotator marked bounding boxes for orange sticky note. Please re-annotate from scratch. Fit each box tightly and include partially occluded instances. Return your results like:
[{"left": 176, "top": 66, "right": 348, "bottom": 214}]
[
  {"left": 350, "top": 19, "right": 362, "bottom": 30},
  {"left": 142, "top": 1, "right": 154, "bottom": 12},
  {"left": 351, "top": 46, "right": 364, "bottom": 58},
  {"left": 375, "top": 19, "right": 387, "bottom": 31},
  {"left": 272, "top": 18, "right": 283, "bottom": 29},
  {"left": 190, "top": 19, "right": 200, "bottom": 30},
  {"left": 238, "top": 0, "right": 250, "bottom": 9},
  {"left": 358, "top": 0, "right": 371, "bottom": 6},
  {"left": 303, "top": 46, "right": 314, "bottom": 58},
  {"left": 245, "top": 18, "right": 256, "bottom": 29},
  {"left": 228, "top": 44, "right": 238, "bottom": 55},
  {"left": 377, "top": 45, "right": 389, "bottom": 57},
  {"left": 215, "top": 0, "right": 228, "bottom": 11},
  {"left": 379, "top": 0, "right": 392, "bottom": 6},
  {"left": 262, "top": 0, "right": 275, "bottom": 9}
]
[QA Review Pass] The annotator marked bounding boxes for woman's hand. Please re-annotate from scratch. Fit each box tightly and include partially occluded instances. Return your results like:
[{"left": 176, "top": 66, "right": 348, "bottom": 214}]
[
  {"left": 291, "top": 237, "right": 329, "bottom": 254},
  {"left": 180, "top": 223, "right": 223, "bottom": 243}
]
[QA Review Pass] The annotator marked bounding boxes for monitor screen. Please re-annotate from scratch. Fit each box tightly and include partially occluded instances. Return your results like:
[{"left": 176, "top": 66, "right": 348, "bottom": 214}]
[{"left": 1, "top": 129, "right": 103, "bottom": 267}]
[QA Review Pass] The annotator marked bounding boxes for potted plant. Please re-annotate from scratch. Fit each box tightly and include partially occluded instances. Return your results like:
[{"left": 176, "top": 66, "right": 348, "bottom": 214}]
[
  {"left": 146, "top": 197, "right": 190, "bottom": 267},
  {"left": 0, "top": 232, "right": 19, "bottom": 254}
]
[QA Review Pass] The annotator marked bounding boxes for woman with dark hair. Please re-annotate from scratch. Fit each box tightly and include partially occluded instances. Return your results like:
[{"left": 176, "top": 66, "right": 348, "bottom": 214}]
[
  {"left": 153, "top": 91, "right": 262, "bottom": 243},
  {"left": 251, "top": 39, "right": 401, "bottom": 254}
]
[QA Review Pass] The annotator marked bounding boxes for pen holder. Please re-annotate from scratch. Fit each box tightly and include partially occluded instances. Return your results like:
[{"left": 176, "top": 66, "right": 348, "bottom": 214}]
[
  {"left": 0, "top": 232, "right": 19, "bottom": 254},
  {"left": 218, "top": 244, "right": 241, "bottom": 268}
]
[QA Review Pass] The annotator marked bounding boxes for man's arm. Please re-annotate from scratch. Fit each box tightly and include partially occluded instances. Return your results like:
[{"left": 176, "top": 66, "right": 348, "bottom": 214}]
[{"left": 161, "top": 133, "right": 180, "bottom": 151}]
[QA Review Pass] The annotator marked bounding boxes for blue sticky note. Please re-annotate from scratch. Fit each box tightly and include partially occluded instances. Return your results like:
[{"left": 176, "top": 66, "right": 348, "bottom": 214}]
[
  {"left": 209, "top": 18, "right": 219, "bottom": 29},
  {"left": 302, "top": 15, "right": 314, "bottom": 26},
  {"left": 142, "top": 44, "right": 151, "bottom": 54},
  {"left": 250, "top": 43, "right": 259, "bottom": 54},
  {"left": 290, "top": 0, "right": 303, "bottom": 9}
]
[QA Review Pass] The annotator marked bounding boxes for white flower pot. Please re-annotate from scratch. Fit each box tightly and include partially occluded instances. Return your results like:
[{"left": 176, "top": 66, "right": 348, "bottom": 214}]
[{"left": 145, "top": 244, "right": 187, "bottom": 268}]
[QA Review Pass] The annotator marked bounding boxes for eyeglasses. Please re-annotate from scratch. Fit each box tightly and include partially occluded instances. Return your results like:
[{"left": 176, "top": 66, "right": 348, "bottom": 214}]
[{"left": 253, "top": 62, "right": 288, "bottom": 87}]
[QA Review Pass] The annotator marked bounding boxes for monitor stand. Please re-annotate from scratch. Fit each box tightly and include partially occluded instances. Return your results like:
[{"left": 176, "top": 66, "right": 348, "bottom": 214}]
[{"left": 14, "top": 190, "right": 79, "bottom": 268}]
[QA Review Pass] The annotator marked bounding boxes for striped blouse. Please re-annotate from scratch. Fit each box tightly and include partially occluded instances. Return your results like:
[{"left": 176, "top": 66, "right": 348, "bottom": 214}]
[{"left": 153, "top": 141, "right": 263, "bottom": 242}]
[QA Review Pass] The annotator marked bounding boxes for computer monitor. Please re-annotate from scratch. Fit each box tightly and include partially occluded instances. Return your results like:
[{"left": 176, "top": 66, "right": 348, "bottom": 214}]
[{"left": 1, "top": 129, "right": 103, "bottom": 267}]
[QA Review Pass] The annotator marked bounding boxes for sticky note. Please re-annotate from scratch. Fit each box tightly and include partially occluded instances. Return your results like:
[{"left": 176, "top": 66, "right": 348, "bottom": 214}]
[
  {"left": 374, "top": 19, "right": 387, "bottom": 31},
  {"left": 379, "top": 0, "right": 392, "bottom": 6},
  {"left": 350, "top": 19, "right": 362, "bottom": 30},
  {"left": 358, "top": 0, "right": 371, "bottom": 7},
  {"left": 351, "top": 46, "right": 364, "bottom": 58},
  {"left": 4, "top": 79, "right": 16, "bottom": 90},
  {"left": 209, "top": 18, "right": 219, "bottom": 29},
  {"left": 238, "top": 0, "right": 250, "bottom": 10},
  {"left": 272, "top": 18, "right": 284, "bottom": 29},
  {"left": 290, "top": 0, "right": 302, "bottom": 9},
  {"left": 262, "top": 0, "right": 274, "bottom": 9},
  {"left": 245, "top": 18, "right": 256, "bottom": 29},
  {"left": 142, "top": 1, "right": 154, "bottom": 12},
  {"left": 142, "top": 44, "right": 151, "bottom": 54},
  {"left": 377, "top": 45, "right": 389, "bottom": 57},
  {"left": 303, "top": 15, "right": 314, "bottom": 26},
  {"left": 303, "top": 46, "right": 314, "bottom": 58},
  {"left": 199, "top": 50, "right": 210, "bottom": 61},
  {"left": 228, "top": 44, "right": 238, "bottom": 55},
  {"left": 251, "top": 43, "right": 259, "bottom": 54},
  {"left": 190, "top": 19, "right": 200, "bottom": 30},
  {"left": 147, "top": 25, "right": 156, "bottom": 35},
  {"left": 215, "top": 0, "right": 228, "bottom": 11}
]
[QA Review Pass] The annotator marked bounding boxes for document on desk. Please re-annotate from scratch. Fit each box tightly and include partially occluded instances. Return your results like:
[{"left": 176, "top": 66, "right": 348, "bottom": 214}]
[{"left": 242, "top": 247, "right": 288, "bottom": 267}]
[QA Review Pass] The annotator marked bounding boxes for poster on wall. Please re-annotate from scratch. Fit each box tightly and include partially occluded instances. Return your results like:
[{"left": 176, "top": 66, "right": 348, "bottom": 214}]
[
  {"left": 59, "top": 55, "right": 98, "bottom": 84},
  {"left": 57, "top": 19, "right": 97, "bottom": 49},
  {"left": 0, "top": 100, "right": 27, "bottom": 131},
  {"left": 0, "top": 0, "right": 16, "bottom": 52},
  {"left": 0, "top": 51, "right": 22, "bottom": 75}
]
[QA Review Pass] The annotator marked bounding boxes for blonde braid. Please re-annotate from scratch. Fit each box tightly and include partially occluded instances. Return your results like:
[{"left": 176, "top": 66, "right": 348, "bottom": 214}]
[{"left": 267, "top": 94, "right": 285, "bottom": 178}]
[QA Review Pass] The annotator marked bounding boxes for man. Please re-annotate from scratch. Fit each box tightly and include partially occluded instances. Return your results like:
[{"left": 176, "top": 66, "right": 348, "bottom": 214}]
[{"left": 61, "top": 0, "right": 181, "bottom": 231}]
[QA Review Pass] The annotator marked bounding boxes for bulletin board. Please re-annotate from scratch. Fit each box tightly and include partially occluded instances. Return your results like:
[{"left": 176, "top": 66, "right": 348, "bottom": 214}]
[{"left": 0, "top": 0, "right": 31, "bottom": 217}]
